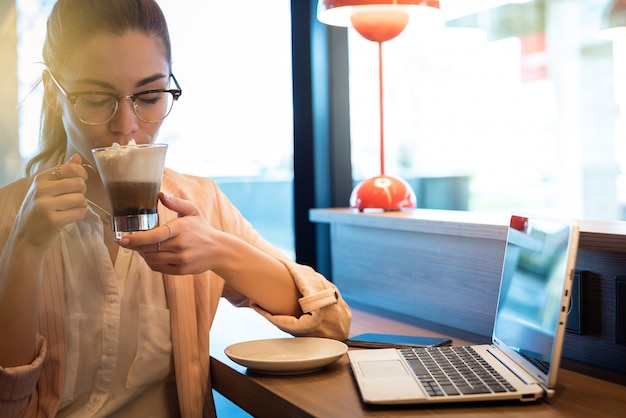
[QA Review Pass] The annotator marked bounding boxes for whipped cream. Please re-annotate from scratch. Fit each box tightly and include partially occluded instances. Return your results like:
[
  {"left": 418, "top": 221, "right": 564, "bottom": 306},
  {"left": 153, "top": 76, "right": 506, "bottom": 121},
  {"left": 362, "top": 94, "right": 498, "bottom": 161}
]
[{"left": 92, "top": 141, "right": 167, "bottom": 183}]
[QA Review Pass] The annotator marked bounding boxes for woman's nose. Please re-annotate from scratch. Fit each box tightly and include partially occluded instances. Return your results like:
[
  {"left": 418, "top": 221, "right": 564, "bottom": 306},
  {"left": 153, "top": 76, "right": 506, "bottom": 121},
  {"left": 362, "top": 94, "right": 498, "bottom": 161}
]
[{"left": 109, "top": 97, "right": 139, "bottom": 135}]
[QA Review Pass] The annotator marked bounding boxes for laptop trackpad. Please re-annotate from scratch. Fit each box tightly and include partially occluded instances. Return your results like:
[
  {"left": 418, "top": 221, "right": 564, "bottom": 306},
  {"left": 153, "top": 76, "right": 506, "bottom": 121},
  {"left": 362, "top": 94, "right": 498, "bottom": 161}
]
[{"left": 359, "top": 360, "right": 408, "bottom": 378}]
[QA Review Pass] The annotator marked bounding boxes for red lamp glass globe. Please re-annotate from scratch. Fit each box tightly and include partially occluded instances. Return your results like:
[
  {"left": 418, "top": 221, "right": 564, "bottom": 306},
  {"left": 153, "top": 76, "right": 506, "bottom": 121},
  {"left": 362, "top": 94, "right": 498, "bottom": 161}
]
[{"left": 350, "top": 175, "right": 416, "bottom": 211}]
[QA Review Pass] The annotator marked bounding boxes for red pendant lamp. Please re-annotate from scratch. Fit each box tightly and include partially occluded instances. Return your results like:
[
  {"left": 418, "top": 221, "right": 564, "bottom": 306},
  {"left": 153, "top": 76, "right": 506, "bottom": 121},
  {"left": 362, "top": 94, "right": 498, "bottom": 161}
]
[{"left": 317, "top": 1, "right": 441, "bottom": 211}]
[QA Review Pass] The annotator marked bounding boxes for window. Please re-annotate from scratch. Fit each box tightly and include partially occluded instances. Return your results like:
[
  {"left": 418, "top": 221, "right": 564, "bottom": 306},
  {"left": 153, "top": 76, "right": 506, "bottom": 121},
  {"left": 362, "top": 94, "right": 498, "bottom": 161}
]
[
  {"left": 17, "top": 0, "right": 295, "bottom": 257},
  {"left": 348, "top": 0, "right": 624, "bottom": 221}
]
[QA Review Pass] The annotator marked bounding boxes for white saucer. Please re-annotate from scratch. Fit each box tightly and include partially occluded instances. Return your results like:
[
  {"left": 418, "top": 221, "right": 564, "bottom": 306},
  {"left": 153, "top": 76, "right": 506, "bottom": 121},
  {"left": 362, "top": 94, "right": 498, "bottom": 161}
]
[{"left": 224, "top": 337, "right": 348, "bottom": 375}]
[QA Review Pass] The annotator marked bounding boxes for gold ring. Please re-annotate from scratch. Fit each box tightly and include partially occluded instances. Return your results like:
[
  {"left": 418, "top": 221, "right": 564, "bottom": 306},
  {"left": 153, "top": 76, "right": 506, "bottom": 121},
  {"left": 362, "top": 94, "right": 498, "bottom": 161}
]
[
  {"left": 52, "top": 165, "right": 64, "bottom": 180},
  {"left": 164, "top": 223, "right": 172, "bottom": 240},
  {"left": 157, "top": 242, "right": 161, "bottom": 252}
]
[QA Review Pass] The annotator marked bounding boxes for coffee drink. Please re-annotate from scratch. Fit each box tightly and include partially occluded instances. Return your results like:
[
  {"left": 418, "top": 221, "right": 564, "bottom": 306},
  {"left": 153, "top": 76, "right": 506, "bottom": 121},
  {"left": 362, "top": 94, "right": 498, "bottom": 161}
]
[
  {"left": 106, "top": 182, "right": 160, "bottom": 217},
  {"left": 92, "top": 142, "right": 168, "bottom": 237}
]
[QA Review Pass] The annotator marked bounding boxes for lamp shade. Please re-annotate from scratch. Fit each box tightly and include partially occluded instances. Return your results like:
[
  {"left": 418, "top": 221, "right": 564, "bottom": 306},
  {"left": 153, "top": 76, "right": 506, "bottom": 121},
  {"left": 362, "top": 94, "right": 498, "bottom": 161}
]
[
  {"left": 601, "top": 0, "right": 626, "bottom": 40},
  {"left": 317, "top": 0, "right": 441, "bottom": 28}
]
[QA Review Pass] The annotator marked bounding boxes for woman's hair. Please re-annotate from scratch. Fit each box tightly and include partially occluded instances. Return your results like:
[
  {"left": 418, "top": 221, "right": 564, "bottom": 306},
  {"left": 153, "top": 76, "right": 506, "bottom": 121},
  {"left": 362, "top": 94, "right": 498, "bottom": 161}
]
[{"left": 25, "top": 0, "right": 172, "bottom": 175}]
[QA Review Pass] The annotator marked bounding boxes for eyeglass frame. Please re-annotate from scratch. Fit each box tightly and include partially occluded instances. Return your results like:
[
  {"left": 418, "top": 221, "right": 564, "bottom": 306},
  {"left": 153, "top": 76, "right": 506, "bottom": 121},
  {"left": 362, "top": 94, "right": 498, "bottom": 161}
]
[{"left": 45, "top": 70, "right": 182, "bottom": 125}]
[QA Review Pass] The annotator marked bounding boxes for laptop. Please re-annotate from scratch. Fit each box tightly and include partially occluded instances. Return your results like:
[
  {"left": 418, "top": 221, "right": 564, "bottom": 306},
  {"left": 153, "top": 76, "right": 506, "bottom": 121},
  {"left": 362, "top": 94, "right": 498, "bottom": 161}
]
[{"left": 348, "top": 212, "right": 580, "bottom": 405}]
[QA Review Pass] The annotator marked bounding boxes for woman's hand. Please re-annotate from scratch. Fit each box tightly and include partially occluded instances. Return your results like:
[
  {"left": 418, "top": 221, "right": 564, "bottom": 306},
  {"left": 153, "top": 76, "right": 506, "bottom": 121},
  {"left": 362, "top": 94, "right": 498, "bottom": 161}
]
[
  {"left": 15, "top": 153, "right": 89, "bottom": 249},
  {"left": 118, "top": 193, "right": 219, "bottom": 275}
]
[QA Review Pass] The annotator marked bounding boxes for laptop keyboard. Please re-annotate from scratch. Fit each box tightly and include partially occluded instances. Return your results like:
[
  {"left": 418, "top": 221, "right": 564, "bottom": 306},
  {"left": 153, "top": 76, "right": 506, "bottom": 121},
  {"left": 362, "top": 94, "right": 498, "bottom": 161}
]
[{"left": 401, "top": 346, "right": 517, "bottom": 397}]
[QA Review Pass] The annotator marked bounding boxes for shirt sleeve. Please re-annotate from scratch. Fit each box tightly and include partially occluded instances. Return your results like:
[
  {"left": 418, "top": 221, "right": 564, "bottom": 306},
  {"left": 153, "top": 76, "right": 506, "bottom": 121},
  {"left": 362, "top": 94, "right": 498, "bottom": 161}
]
[
  {"left": 247, "top": 260, "right": 352, "bottom": 341},
  {"left": 0, "top": 334, "right": 46, "bottom": 416}
]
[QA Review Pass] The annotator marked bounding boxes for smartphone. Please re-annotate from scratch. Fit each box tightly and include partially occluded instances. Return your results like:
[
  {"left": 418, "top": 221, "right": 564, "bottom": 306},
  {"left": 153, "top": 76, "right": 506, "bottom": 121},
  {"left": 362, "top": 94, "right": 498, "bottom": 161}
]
[{"left": 345, "top": 333, "right": 452, "bottom": 349}]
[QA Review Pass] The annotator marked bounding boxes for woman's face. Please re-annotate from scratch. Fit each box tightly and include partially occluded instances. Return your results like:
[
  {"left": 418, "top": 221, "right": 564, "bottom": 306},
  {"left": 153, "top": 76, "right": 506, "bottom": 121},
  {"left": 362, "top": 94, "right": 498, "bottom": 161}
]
[{"left": 50, "top": 31, "right": 171, "bottom": 166}]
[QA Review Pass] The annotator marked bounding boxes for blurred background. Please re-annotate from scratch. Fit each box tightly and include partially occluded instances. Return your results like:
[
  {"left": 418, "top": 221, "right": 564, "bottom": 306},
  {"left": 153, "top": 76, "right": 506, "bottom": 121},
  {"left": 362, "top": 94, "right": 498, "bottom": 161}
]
[{"left": 1, "top": 0, "right": 625, "bottom": 259}]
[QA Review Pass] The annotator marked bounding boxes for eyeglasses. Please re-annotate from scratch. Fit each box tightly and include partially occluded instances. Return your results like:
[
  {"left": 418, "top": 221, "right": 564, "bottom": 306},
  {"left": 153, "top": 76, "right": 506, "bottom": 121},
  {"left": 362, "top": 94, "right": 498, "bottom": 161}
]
[{"left": 46, "top": 70, "right": 182, "bottom": 125}]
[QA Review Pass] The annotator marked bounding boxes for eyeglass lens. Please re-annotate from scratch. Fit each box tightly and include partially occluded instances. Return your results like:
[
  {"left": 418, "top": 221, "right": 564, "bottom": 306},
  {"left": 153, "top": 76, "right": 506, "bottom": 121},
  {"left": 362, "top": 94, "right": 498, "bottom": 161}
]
[{"left": 74, "top": 91, "right": 175, "bottom": 124}]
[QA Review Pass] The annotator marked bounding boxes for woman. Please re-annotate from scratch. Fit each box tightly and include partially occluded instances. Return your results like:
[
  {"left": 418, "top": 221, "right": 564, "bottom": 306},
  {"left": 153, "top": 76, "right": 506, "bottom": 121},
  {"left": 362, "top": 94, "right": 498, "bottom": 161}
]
[{"left": 0, "top": 0, "right": 351, "bottom": 416}]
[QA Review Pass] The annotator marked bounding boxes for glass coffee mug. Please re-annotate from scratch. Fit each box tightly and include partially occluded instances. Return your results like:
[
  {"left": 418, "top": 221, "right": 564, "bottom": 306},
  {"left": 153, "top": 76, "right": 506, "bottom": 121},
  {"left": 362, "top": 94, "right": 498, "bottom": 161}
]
[{"left": 92, "top": 143, "right": 168, "bottom": 241}]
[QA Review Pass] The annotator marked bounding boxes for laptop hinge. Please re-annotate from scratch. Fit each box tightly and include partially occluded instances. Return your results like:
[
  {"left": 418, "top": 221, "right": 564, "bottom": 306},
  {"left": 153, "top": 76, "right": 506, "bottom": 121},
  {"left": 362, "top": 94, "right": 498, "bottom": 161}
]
[{"left": 487, "top": 347, "right": 533, "bottom": 385}]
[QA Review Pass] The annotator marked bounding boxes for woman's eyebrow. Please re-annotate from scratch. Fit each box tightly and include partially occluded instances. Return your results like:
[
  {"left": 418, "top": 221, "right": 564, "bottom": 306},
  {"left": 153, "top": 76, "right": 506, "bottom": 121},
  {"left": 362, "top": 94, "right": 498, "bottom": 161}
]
[
  {"left": 73, "top": 78, "right": 114, "bottom": 90},
  {"left": 136, "top": 74, "right": 168, "bottom": 88}
]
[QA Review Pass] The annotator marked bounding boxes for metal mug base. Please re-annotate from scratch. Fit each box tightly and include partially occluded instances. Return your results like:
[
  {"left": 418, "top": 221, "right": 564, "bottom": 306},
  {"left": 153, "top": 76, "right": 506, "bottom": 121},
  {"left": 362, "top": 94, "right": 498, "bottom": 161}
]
[{"left": 112, "top": 213, "right": 159, "bottom": 241}]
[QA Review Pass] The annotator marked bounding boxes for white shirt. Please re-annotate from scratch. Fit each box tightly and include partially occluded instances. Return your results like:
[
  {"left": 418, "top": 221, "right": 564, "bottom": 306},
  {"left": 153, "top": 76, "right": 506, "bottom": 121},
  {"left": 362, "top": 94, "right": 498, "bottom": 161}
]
[{"left": 57, "top": 209, "right": 179, "bottom": 417}]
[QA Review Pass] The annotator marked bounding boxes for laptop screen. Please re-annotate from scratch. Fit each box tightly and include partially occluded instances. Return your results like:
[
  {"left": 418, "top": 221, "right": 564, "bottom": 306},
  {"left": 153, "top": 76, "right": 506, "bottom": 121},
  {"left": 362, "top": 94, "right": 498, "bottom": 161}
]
[{"left": 492, "top": 214, "right": 578, "bottom": 382}]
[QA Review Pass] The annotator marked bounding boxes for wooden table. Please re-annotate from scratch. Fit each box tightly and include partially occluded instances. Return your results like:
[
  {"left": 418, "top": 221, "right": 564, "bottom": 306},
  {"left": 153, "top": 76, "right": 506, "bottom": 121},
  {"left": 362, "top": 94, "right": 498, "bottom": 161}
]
[{"left": 210, "top": 299, "right": 626, "bottom": 418}]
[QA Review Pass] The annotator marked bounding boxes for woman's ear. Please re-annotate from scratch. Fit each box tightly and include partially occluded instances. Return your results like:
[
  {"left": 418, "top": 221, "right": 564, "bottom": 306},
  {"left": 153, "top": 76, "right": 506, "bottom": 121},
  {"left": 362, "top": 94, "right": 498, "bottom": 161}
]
[{"left": 42, "top": 70, "right": 62, "bottom": 116}]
